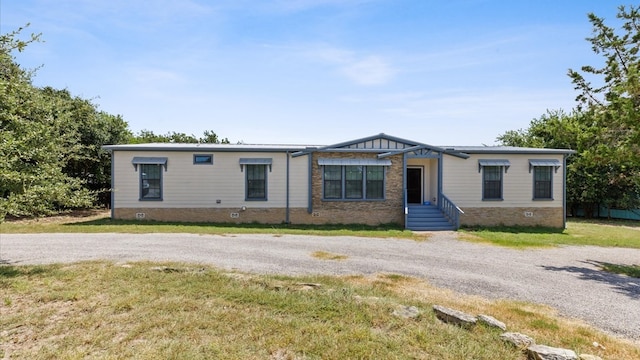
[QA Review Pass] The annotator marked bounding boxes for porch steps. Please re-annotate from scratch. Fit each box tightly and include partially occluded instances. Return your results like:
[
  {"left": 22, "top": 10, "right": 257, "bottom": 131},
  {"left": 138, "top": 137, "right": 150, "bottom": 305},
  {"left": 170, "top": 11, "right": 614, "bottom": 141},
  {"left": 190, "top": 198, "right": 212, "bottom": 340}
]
[{"left": 406, "top": 205, "right": 456, "bottom": 231}]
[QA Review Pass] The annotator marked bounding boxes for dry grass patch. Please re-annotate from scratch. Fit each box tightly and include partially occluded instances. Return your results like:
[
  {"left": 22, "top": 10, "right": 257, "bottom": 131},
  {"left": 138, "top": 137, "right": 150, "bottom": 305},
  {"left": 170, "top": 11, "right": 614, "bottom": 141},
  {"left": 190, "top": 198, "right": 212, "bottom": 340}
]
[
  {"left": 311, "top": 251, "right": 348, "bottom": 261},
  {"left": 1, "top": 262, "right": 638, "bottom": 359},
  {"left": 367, "top": 274, "right": 640, "bottom": 360}
]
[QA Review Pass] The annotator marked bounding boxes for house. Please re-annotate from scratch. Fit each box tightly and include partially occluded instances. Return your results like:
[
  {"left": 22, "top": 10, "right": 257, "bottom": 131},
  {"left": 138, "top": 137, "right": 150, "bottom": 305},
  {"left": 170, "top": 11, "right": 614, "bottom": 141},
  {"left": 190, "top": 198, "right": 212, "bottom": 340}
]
[{"left": 103, "top": 134, "right": 575, "bottom": 230}]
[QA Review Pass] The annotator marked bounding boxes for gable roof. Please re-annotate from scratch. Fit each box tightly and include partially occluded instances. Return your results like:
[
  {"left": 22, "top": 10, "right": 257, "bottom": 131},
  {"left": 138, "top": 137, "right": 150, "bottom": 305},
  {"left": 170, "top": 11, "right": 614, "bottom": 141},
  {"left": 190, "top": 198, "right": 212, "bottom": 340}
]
[
  {"left": 102, "top": 134, "right": 575, "bottom": 157},
  {"left": 290, "top": 133, "right": 469, "bottom": 158}
]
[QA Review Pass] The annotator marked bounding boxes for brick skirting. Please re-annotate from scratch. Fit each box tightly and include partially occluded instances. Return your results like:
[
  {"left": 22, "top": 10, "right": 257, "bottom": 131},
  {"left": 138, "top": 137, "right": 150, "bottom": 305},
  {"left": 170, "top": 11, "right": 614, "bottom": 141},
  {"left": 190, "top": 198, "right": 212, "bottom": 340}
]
[
  {"left": 460, "top": 207, "right": 564, "bottom": 228},
  {"left": 113, "top": 207, "right": 403, "bottom": 226}
]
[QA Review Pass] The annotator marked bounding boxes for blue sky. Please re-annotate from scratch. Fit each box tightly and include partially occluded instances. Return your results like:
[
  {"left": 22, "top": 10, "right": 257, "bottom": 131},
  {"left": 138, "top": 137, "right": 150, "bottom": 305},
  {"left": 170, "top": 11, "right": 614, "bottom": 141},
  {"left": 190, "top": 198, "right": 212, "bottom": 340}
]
[{"left": 1, "top": 0, "right": 621, "bottom": 146}]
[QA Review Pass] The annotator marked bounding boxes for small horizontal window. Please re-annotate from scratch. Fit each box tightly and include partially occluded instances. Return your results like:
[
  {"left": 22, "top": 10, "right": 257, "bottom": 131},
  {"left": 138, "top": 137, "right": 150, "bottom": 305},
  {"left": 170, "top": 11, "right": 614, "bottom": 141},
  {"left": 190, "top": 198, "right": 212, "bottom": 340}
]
[{"left": 193, "top": 154, "right": 213, "bottom": 165}]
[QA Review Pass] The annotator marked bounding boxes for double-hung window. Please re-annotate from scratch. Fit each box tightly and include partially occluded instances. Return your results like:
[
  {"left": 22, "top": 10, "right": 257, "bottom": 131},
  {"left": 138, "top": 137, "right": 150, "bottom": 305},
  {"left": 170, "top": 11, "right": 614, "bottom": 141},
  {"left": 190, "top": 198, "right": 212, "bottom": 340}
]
[
  {"left": 529, "top": 160, "right": 560, "bottom": 200},
  {"left": 239, "top": 158, "right": 272, "bottom": 201},
  {"left": 533, "top": 167, "right": 552, "bottom": 199},
  {"left": 320, "top": 159, "right": 388, "bottom": 200},
  {"left": 366, "top": 166, "right": 384, "bottom": 199},
  {"left": 246, "top": 164, "right": 267, "bottom": 200},
  {"left": 345, "top": 166, "right": 364, "bottom": 199},
  {"left": 132, "top": 157, "right": 167, "bottom": 201},
  {"left": 483, "top": 166, "right": 502, "bottom": 200},
  {"left": 323, "top": 165, "right": 342, "bottom": 199},
  {"left": 478, "top": 160, "right": 509, "bottom": 201}
]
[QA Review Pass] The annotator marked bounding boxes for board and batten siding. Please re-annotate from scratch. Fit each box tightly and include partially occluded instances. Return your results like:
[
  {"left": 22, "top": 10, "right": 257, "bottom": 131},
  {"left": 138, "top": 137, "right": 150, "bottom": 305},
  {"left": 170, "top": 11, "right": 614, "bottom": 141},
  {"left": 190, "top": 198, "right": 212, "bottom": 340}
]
[
  {"left": 112, "top": 151, "right": 308, "bottom": 209},
  {"left": 441, "top": 153, "right": 565, "bottom": 208}
]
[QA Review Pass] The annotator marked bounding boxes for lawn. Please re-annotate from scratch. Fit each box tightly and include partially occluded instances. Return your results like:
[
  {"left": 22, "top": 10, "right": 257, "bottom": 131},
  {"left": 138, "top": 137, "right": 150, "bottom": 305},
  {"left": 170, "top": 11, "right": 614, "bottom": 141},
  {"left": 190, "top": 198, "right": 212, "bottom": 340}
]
[
  {"left": 0, "top": 210, "right": 427, "bottom": 241},
  {"left": 2, "top": 261, "right": 637, "bottom": 359},
  {"left": 1, "top": 213, "right": 639, "bottom": 358},
  {"left": 460, "top": 218, "right": 640, "bottom": 249}
]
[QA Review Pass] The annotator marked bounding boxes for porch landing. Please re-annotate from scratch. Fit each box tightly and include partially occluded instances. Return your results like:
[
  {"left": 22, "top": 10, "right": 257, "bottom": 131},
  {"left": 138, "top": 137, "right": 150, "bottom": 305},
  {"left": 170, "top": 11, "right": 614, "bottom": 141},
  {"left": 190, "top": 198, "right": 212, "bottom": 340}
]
[{"left": 406, "top": 205, "right": 456, "bottom": 231}]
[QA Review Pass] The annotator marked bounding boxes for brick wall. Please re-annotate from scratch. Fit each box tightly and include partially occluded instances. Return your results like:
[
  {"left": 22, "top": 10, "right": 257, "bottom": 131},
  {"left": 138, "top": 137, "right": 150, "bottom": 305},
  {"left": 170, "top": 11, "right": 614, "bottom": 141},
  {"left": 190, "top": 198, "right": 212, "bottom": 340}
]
[
  {"left": 460, "top": 207, "right": 564, "bottom": 228},
  {"left": 308, "top": 152, "right": 404, "bottom": 225}
]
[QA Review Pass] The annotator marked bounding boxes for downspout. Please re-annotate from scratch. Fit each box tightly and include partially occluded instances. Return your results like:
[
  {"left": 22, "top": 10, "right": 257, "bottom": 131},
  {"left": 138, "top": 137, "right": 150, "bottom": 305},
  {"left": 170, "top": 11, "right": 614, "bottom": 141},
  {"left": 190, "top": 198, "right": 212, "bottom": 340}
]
[
  {"left": 563, "top": 153, "right": 568, "bottom": 228},
  {"left": 307, "top": 152, "right": 313, "bottom": 214},
  {"left": 437, "top": 152, "right": 443, "bottom": 207},
  {"left": 110, "top": 150, "right": 115, "bottom": 219},
  {"left": 285, "top": 151, "right": 290, "bottom": 224},
  {"left": 403, "top": 152, "right": 407, "bottom": 229}
]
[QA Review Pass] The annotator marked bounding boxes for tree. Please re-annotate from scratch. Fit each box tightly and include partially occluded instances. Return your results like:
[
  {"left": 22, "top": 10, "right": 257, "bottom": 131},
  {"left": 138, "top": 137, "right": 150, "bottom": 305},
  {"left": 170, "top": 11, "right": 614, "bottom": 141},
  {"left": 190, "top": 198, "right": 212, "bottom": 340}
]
[
  {"left": 0, "top": 26, "right": 94, "bottom": 219},
  {"left": 39, "top": 88, "right": 132, "bottom": 206},
  {"left": 131, "top": 129, "right": 229, "bottom": 144},
  {"left": 498, "top": 6, "right": 640, "bottom": 216}
]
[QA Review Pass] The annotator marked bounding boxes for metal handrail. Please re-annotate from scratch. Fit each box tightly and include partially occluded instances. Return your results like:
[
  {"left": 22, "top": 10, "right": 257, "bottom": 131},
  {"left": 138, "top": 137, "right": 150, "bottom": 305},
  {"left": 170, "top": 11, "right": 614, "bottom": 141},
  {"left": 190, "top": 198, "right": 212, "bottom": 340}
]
[
  {"left": 440, "top": 194, "right": 464, "bottom": 230},
  {"left": 404, "top": 189, "right": 408, "bottom": 229}
]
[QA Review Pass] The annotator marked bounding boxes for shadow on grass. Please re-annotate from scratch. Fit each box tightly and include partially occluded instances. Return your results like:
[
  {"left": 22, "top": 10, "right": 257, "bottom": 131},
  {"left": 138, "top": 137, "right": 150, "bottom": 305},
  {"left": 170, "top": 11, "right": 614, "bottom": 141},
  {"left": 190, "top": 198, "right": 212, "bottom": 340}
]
[
  {"left": 0, "top": 264, "right": 50, "bottom": 278},
  {"left": 63, "top": 218, "right": 406, "bottom": 232},
  {"left": 542, "top": 261, "right": 640, "bottom": 299}
]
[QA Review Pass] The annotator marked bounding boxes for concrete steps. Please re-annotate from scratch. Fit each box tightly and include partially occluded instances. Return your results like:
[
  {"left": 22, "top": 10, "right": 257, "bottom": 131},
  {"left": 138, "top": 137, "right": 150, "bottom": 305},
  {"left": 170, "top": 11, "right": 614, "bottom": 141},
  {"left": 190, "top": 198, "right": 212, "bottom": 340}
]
[{"left": 406, "top": 205, "right": 456, "bottom": 231}]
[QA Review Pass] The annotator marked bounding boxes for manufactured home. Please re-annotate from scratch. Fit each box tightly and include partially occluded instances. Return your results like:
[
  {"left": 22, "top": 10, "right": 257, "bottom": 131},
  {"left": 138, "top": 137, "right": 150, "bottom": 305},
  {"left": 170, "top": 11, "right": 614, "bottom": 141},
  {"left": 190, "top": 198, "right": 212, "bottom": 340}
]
[{"left": 103, "top": 134, "right": 574, "bottom": 231}]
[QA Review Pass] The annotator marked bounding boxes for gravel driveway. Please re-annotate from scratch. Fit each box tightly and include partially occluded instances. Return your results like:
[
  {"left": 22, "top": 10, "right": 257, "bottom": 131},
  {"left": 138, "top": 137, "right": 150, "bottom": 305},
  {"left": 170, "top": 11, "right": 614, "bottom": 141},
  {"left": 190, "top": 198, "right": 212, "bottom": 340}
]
[{"left": 1, "top": 232, "right": 639, "bottom": 342}]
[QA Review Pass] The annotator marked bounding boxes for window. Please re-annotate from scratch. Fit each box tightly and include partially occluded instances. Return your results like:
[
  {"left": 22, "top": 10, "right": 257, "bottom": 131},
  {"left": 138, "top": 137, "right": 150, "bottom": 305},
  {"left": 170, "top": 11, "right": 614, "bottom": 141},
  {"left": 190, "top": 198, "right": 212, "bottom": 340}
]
[
  {"left": 132, "top": 157, "right": 166, "bottom": 201},
  {"left": 193, "top": 154, "right": 213, "bottom": 165},
  {"left": 345, "top": 166, "right": 363, "bottom": 199},
  {"left": 482, "top": 166, "right": 503, "bottom": 200},
  {"left": 478, "top": 159, "right": 509, "bottom": 201},
  {"left": 529, "top": 159, "right": 560, "bottom": 200},
  {"left": 533, "top": 166, "right": 553, "bottom": 199},
  {"left": 322, "top": 165, "right": 385, "bottom": 200},
  {"left": 366, "top": 166, "right": 384, "bottom": 199},
  {"left": 323, "top": 165, "right": 342, "bottom": 199},
  {"left": 140, "top": 164, "right": 162, "bottom": 200},
  {"left": 246, "top": 164, "right": 267, "bottom": 200}
]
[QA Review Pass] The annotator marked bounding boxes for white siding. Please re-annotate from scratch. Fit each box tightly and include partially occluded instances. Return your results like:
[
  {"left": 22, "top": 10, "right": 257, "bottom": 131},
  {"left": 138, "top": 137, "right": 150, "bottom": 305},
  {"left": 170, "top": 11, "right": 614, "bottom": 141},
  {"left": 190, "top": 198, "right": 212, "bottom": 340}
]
[
  {"left": 113, "top": 151, "right": 308, "bottom": 209},
  {"left": 442, "top": 153, "right": 565, "bottom": 208}
]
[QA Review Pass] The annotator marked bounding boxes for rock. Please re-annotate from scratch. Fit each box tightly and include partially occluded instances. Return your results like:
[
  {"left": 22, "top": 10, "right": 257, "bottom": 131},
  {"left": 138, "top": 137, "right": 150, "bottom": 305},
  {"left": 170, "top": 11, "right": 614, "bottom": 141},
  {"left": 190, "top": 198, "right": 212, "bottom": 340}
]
[
  {"left": 578, "top": 355, "right": 602, "bottom": 360},
  {"left": 432, "top": 305, "right": 477, "bottom": 329},
  {"left": 527, "top": 344, "right": 577, "bottom": 360},
  {"left": 477, "top": 314, "right": 507, "bottom": 331},
  {"left": 393, "top": 305, "right": 420, "bottom": 319},
  {"left": 150, "top": 266, "right": 182, "bottom": 272},
  {"left": 500, "top": 332, "right": 535, "bottom": 349},
  {"left": 296, "top": 282, "right": 321, "bottom": 288}
]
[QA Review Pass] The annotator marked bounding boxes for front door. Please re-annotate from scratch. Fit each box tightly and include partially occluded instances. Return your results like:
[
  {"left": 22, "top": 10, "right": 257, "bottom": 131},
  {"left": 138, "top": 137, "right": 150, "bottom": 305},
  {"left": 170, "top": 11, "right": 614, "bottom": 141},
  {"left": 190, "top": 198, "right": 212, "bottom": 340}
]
[{"left": 406, "top": 167, "right": 422, "bottom": 204}]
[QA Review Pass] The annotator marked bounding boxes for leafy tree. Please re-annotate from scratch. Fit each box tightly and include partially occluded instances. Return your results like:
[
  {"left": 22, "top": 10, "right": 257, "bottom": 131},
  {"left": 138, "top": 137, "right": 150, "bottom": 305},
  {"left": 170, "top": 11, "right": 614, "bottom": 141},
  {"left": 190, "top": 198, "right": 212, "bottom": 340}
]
[
  {"left": 498, "top": 6, "right": 640, "bottom": 216},
  {"left": 39, "top": 88, "right": 132, "bottom": 206},
  {"left": 0, "top": 26, "right": 94, "bottom": 219},
  {"left": 131, "top": 129, "right": 229, "bottom": 144}
]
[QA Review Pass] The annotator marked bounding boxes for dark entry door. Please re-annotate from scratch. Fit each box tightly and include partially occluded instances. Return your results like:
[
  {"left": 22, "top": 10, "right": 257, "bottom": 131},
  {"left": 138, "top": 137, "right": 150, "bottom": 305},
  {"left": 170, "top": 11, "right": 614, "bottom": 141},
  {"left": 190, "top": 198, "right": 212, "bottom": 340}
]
[{"left": 406, "top": 168, "right": 422, "bottom": 204}]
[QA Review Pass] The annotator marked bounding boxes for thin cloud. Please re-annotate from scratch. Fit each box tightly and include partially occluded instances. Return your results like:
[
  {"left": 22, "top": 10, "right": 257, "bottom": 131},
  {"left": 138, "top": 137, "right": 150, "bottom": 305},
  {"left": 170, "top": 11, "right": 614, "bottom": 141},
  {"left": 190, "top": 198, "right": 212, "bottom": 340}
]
[
  {"left": 307, "top": 45, "right": 396, "bottom": 85},
  {"left": 262, "top": 0, "right": 377, "bottom": 13},
  {"left": 341, "top": 56, "right": 395, "bottom": 85}
]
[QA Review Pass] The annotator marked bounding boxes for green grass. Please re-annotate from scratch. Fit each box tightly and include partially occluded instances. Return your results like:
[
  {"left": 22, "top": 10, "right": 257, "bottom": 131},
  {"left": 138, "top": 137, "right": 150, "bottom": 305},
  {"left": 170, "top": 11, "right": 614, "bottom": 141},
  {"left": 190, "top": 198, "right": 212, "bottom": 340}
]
[
  {"left": 596, "top": 262, "right": 640, "bottom": 278},
  {"left": 2, "top": 261, "right": 636, "bottom": 359},
  {"left": 460, "top": 218, "right": 640, "bottom": 249},
  {"left": 0, "top": 214, "right": 427, "bottom": 241}
]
